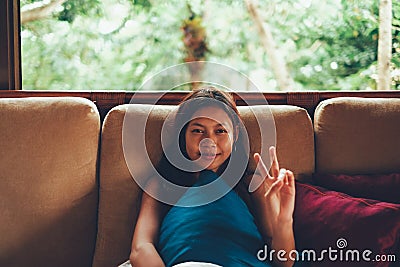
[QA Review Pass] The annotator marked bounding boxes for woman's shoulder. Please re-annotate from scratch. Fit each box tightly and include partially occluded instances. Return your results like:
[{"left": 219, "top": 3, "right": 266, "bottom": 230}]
[
  {"left": 144, "top": 175, "right": 186, "bottom": 207},
  {"left": 144, "top": 176, "right": 162, "bottom": 193}
]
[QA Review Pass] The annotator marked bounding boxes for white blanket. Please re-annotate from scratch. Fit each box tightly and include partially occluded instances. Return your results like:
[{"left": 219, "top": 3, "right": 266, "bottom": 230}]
[{"left": 118, "top": 260, "right": 222, "bottom": 267}]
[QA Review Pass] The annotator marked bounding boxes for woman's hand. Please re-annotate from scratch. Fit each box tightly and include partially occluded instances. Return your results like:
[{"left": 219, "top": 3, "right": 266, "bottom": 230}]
[
  {"left": 252, "top": 146, "right": 295, "bottom": 238},
  {"left": 250, "top": 146, "right": 296, "bottom": 267}
]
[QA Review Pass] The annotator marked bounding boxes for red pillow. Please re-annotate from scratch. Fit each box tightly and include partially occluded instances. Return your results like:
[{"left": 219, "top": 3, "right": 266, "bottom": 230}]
[
  {"left": 312, "top": 173, "right": 400, "bottom": 204},
  {"left": 293, "top": 182, "right": 400, "bottom": 267}
]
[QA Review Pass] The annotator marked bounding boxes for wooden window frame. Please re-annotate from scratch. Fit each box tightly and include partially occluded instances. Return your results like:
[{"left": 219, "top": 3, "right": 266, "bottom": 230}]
[
  {"left": 0, "top": 0, "right": 20, "bottom": 90},
  {"left": 1, "top": 0, "right": 399, "bottom": 121}
]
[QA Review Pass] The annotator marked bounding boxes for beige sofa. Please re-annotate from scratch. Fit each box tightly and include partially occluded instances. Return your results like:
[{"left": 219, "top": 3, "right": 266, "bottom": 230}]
[{"left": 0, "top": 96, "right": 399, "bottom": 267}]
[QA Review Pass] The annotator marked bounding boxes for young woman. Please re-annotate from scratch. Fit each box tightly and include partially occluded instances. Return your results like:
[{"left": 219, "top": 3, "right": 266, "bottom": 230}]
[{"left": 130, "top": 87, "right": 296, "bottom": 267}]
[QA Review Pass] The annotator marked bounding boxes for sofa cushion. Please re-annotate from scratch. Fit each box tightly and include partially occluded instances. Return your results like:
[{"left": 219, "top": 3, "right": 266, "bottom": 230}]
[
  {"left": 93, "top": 104, "right": 172, "bottom": 267},
  {"left": 294, "top": 182, "right": 400, "bottom": 267},
  {"left": 0, "top": 97, "right": 100, "bottom": 267},
  {"left": 313, "top": 173, "right": 400, "bottom": 204},
  {"left": 314, "top": 97, "right": 400, "bottom": 174},
  {"left": 93, "top": 104, "right": 314, "bottom": 267},
  {"left": 239, "top": 105, "right": 314, "bottom": 180}
]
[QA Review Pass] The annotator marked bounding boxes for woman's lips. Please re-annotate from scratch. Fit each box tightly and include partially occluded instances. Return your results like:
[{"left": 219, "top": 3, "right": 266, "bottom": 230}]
[{"left": 200, "top": 153, "right": 219, "bottom": 160}]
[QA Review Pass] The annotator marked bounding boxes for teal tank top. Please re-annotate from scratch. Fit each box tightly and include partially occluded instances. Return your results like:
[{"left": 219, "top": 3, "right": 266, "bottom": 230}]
[{"left": 158, "top": 170, "right": 271, "bottom": 267}]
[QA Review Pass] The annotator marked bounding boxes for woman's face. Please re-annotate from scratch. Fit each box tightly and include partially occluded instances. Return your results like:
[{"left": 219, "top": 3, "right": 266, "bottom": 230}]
[{"left": 185, "top": 106, "right": 236, "bottom": 173}]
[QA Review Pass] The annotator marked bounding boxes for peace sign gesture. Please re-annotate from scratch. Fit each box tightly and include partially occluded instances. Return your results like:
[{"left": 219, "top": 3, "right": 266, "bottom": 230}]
[{"left": 250, "top": 146, "right": 296, "bottom": 239}]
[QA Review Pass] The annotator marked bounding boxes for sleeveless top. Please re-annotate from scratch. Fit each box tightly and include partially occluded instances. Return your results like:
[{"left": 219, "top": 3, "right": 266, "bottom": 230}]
[{"left": 158, "top": 170, "right": 271, "bottom": 267}]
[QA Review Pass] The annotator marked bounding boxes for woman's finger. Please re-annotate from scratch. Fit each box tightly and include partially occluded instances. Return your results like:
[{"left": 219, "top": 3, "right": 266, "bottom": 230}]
[
  {"left": 264, "top": 168, "right": 286, "bottom": 197},
  {"left": 247, "top": 173, "right": 264, "bottom": 193},
  {"left": 269, "top": 146, "right": 280, "bottom": 178},
  {"left": 283, "top": 169, "right": 289, "bottom": 185},
  {"left": 286, "top": 170, "right": 295, "bottom": 188},
  {"left": 248, "top": 153, "right": 268, "bottom": 193},
  {"left": 254, "top": 153, "right": 270, "bottom": 178}
]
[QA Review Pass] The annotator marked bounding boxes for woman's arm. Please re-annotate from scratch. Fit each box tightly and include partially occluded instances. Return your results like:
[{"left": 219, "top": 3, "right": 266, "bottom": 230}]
[
  {"left": 130, "top": 178, "right": 168, "bottom": 267},
  {"left": 249, "top": 147, "right": 296, "bottom": 267},
  {"left": 250, "top": 178, "right": 295, "bottom": 267}
]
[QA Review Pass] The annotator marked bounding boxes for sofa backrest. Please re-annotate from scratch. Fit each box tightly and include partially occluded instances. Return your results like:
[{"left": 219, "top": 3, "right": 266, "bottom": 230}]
[
  {"left": 0, "top": 97, "right": 100, "bottom": 267},
  {"left": 93, "top": 103, "right": 314, "bottom": 267},
  {"left": 314, "top": 97, "right": 400, "bottom": 174}
]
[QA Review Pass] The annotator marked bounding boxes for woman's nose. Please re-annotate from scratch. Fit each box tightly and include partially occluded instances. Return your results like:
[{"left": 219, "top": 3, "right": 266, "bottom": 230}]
[{"left": 199, "top": 137, "right": 216, "bottom": 148}]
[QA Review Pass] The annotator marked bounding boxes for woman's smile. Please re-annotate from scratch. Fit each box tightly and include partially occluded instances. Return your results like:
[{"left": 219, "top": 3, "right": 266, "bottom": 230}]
[{"left": 200, "top": 152, "right": 219, "bottom": 161}]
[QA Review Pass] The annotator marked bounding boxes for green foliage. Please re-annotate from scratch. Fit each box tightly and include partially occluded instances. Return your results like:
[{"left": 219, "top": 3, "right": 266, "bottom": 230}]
[
  {"left": 20, "top": 0, "right": 400, "bottom": 91},
  {"left": 288, "top": 0, "right": 379, "bottom": 90},
  {"left": 133, "top": 0, "right": 152, "bottom": 9},
  {"left": 20, "top": 0, "right": 39, "bottom": 5},
  {"left": 58, "top": 0, "right": 102, "bottom": 23}
]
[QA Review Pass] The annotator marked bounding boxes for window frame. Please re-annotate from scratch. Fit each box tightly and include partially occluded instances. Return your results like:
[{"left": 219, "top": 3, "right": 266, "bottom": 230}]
[
  {"left": 0, "top": 0, "right": 20, "bottom": 90},
  {"left": 0, "top": 0, "right": 399, "bottom": 121}
]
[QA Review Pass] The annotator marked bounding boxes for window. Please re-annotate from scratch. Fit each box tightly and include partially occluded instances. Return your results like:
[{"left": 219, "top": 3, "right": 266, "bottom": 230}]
[
  {"left": 19, "top": 0, "right": 400, "bottom": 91},
  {"left": 2, "top": 0, "right": 400, "bottom": 91}
]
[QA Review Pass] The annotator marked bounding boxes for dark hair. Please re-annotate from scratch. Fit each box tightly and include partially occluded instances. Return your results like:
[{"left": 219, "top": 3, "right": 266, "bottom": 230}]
[{"left": 156, "top": 86, "right": 250, "bottom": 189}]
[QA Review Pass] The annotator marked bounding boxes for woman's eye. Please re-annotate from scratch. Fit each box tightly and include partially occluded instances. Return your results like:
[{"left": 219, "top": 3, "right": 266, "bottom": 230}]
[
  {"left": 191, "top": 129, "right": 203, "bottom": 133},
  {"left": 216, "top": 129, "right": 227, "bottom": 134}
]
